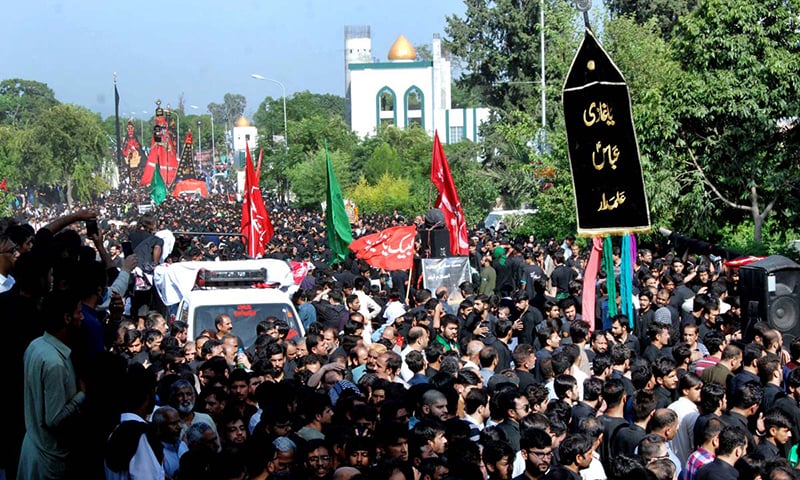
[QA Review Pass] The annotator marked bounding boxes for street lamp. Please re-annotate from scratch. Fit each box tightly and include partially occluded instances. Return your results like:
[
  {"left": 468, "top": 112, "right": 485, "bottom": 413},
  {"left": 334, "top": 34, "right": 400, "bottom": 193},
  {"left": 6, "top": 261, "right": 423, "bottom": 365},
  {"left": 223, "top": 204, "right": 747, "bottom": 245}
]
[
  {"left": 192, "top": 105, "right": 216, "bottom": 164},
  {"left": 197, "top": 120, "right": 202, "bottom": 163},
  {"left": 250, "top": 73, "right": 288, "bottom": 152}
]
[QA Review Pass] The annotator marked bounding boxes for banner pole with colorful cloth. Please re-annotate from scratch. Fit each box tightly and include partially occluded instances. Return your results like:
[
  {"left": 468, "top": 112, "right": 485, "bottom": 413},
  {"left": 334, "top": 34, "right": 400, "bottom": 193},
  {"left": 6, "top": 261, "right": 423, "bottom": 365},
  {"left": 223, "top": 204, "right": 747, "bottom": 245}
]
[
  {"left": 348, "top": 225, "right": 417, "bottom": 271},
  {"left": 430, "top": 131, "right": 469, "bottom": 256},
  {"left": 564, "top": 29, "right": 651, "bottom": 333},
  {"left": 240, "top": 140, "right": 274, "bottom": 258}
]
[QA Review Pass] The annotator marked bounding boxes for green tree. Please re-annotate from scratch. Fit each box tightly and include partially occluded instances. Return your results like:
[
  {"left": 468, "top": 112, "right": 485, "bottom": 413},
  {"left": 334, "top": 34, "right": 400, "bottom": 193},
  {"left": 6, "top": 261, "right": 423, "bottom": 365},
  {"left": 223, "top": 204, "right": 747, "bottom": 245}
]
[
  {"left": 604, "top": 0, "right": 698, "bottom": 39},
  {"left": 445, "top": 0, "right": 579, "bottom": 122},
  {"left": 0, "top": 126, "right": 24, "bottom": 188},
  {"left": 664, "top": 0, "right": 800, "bottom": 244},
  {"left": 602, "top": 17, "right": 686, "bottom": 237},
  {"left": 350, "top": 173, "right": 413, "bottom": 214},
  {"left": 415, "top": 44, "right": 432, "bottom": 61},
  {"left": 286, "top": 148, "right": 353, "bottom": 210},
  {"left": 33, "top": 104, "right": 109, "bottom": 206},
  {"left": 253, "top": 90, "right": 346, "bottom": 144},
  {"left": 208, "top": 93, "right": 247, "bottom": 133},
  {"left": 363, "top": 142, "right": 400, "bottom": 183},
  {"left": 0, "top": 78, "right": 59, "bottom": 126},
  {"left": 254, "top": 109, "right": 355, "bottom": 206},
  {"left": 287, "top": 115, "right": 358, "bottom": 156},
  {"left": 444, "top": 140, "right": 499, "bottom": 227}
]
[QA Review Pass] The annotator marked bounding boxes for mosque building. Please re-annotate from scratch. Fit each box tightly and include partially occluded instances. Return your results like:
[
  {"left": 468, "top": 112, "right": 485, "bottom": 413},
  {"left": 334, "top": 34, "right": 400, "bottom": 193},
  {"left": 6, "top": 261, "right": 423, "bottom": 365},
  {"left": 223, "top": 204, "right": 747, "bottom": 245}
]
[{"left": 345, "top": 26, "right": 490, "bottom": 144}]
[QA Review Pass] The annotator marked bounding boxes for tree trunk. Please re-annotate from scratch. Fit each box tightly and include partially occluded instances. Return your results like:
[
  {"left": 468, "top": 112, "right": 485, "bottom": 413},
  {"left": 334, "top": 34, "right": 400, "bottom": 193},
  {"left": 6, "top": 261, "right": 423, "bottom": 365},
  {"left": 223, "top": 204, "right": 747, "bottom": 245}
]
[
  {"left": 753, "top": 213, "right": 763, "bottom": 245},
  {"left": 65, "top": 174, "right": 73, "bottom": 209},
  {"left": 750, "top": 185, "right": 763, "bottom": 245}
]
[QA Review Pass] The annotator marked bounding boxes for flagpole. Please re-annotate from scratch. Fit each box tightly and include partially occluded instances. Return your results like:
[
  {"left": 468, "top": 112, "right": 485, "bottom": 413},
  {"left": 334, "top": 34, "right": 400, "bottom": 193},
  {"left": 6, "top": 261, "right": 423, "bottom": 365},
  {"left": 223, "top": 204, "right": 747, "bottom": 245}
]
[
  {"left": 113, "top": 73, "right": 123, "bottom": 187},
  {"left": 405, "top": 266, "right": 413, "bottom": 304}
]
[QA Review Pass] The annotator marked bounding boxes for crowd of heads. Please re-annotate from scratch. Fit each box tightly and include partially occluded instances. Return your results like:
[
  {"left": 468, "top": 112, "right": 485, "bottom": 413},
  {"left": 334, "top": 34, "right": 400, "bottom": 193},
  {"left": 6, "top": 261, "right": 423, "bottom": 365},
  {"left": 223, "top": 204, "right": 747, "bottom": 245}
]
[{"left": 6, "top": 189, "right": 800, "bottom": 480}]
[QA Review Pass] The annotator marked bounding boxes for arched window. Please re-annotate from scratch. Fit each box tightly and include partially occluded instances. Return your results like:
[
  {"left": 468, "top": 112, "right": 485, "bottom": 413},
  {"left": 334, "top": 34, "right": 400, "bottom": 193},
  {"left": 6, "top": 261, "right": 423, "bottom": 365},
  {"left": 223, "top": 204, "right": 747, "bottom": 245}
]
[
  {"left": 376, "top": 87, "right": 397, "bottom": 128},
  {"left": 404, "top": 86, "right": 424, "bottom": 128}
]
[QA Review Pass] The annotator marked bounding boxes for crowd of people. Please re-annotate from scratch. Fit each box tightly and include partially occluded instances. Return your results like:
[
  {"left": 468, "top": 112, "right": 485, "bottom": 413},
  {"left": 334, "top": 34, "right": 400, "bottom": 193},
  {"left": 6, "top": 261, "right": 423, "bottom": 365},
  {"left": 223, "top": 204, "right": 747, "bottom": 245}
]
[{"left": 2, "top": 189, "right": 795, "bottom": 480}]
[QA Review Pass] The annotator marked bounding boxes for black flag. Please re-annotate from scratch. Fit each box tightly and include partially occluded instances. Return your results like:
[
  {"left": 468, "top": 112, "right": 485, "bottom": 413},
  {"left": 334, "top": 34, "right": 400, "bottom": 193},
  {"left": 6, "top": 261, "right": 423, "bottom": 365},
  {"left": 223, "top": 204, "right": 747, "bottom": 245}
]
[
  {"left": 114, "top": 82, "right": 122, "bottom": 170},
  {"left": 562, "top": 29, "right": 650, "bottom": 236}
]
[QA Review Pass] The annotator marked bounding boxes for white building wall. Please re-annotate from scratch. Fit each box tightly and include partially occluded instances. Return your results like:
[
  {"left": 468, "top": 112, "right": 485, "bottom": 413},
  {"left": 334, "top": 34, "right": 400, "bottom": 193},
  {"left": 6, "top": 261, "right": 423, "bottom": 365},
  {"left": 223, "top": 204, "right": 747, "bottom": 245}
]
[
  {"left": 232, "top": 126, "right": 258, "bottom": 151},
  {"left": 349, "top": 64, "right": 434, "bottom": 137}
]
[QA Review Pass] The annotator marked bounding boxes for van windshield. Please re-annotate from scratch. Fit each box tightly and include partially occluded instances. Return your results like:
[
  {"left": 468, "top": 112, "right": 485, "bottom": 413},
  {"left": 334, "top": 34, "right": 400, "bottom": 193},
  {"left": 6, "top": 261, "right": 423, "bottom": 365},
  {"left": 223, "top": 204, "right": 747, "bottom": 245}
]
[{"left": 194, "top": 303, "right": 300, "bottom": 348}]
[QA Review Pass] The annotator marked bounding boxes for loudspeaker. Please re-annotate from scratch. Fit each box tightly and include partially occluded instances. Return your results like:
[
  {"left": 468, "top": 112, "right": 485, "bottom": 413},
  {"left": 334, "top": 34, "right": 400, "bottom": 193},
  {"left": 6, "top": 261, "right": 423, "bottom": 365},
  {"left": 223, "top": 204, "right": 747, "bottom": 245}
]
[
  {"left": 421, "top": 229, "right": 451, "bottom": 258},
  {"left": 424, "top": 208, "right": 446, "bottom": 229},
  {"left": 739, "top": 255, "right": 800, "bottom": 343}
]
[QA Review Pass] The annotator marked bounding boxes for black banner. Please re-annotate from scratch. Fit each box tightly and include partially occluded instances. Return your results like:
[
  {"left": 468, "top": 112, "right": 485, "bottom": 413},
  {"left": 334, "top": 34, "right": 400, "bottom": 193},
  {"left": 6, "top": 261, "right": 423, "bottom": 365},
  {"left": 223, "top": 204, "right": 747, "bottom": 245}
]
[
  {"left": 563, "top": 29, "right": 650, "bottom": 237},
  {"left": 114, "top": 82, "right": 122, "bottom": 171}
]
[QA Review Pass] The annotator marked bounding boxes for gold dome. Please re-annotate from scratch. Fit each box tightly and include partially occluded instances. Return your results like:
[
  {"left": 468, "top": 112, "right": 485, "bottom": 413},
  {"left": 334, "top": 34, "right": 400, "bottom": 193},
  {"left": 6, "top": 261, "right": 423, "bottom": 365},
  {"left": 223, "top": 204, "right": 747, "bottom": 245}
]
[
  {"left": 234, "top": 116, "right": 251, "bottom": 127},
  {"left": 388, "top": 35, "right": 417, "bottom": 61}
]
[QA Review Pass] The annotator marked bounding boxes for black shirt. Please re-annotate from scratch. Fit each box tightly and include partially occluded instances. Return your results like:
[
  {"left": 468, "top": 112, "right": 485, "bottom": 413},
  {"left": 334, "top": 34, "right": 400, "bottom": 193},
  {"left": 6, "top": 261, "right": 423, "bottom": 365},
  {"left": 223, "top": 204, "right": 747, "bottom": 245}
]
[
  {"left": 613, "top": 423, "right": 644, "bottom": 457},
  {"left": 754, "top": 440, "right": 780, "bottom": 459},
  {"left": 571, "top": 402, "right": 597, "bottom": 432},
  {"left": 551, "top": 265, "right": 578, "bottom": 296},
  {"left": 696, "top": 458, "right": 739, "bottom": 480},
  {"left": 720, "top": 410, "right": 756, "bottom": 454},
  {"left": 654, "top": 386, "right": 676, "bottom": 409},
  {"left": 543, "top": 466, "right": 581, "bottom": 480}
]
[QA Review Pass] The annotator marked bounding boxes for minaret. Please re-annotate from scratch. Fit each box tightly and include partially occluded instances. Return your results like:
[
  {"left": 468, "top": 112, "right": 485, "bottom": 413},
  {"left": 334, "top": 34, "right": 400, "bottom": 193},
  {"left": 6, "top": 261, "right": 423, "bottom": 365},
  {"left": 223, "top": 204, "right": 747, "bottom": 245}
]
[
  {"left": 432, "top": 33, "right": 452, "bottom": 136},
  {"left": 344, "top": 25, "right": 372, "bottom": 128}
]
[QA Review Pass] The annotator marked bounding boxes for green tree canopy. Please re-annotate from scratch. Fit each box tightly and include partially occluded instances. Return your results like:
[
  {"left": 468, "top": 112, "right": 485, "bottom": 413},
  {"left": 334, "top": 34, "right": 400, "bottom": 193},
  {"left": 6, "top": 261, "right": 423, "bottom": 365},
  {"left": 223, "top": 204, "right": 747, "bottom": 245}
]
[
  {"left": 664, "top": 0, "right": 800, "bottom": 243},
  {"left": 604, "top": 0, "right": 698, "bottom": 39},
  {"left": 286, "top": 148, "right": 353, "bottom": 210},
  {"left": 0, "top": 79, "right": 59, "bottom": 126},
  {"left": 33, "top": 104, "right": 109, "bottom": 205},
  {"left": 445, "top": 0, "right": 579, "bottom": 122}
]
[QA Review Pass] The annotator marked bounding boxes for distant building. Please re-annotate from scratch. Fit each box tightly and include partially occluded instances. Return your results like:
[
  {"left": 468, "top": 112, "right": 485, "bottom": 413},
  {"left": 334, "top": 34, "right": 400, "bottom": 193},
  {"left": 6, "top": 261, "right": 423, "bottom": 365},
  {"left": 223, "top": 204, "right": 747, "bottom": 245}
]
[
  {"left": 231, "top": 116, "right": 258, "bottom": 167},
  {"left": 345, "top": 26, "right": 490, "bottom": 144}
]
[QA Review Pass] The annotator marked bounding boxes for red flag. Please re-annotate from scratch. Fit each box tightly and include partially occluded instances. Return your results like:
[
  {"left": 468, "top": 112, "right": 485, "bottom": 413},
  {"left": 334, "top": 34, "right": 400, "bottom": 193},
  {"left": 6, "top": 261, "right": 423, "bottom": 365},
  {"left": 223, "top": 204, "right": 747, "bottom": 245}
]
[
  {"left": 289, "top": 261, "right": 314, "bottom": 284},
  {"left": 240, "top": 141, "right": 274, "bottom": 257},
  {"left": 430, "top": 131, "right": 469, "bottom": 255},
  {"left": 348, "top": 225, "right": 417, "bottom": 271},
  {"left": 0, "top": 179, "right": 7, "bottom": 192}
]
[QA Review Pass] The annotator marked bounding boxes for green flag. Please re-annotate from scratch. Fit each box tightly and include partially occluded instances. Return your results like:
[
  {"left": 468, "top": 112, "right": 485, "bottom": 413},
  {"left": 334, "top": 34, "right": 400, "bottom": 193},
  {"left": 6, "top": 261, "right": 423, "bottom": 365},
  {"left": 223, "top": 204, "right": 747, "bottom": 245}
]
[
  {"left": 149, "top": 162, "right": 167, "bottom": 205},
  {"left": 324, "top": 141, "right": 353, "bottom": 264}
]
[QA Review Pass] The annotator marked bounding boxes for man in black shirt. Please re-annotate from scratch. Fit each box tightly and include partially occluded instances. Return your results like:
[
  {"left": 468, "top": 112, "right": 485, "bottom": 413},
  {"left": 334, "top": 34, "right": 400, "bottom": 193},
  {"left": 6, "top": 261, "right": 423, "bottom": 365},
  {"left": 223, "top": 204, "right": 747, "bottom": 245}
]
[
  {"left": 696, "top": 425, "right": 747, "bottom": 480},
  {"left": 598, "top": 379, "right": 629, "bottom": 471},
  {"left": 515, "top": 428, "right": 553, "bottom": 480},
  {"left": 542, "top": 433, "right": 593, "bottom": 480},
  {"left": 614, "top": 390, "right": 656, "bottom": 457},
  {"left": 652, "top": 357, "right": 679, "bottom": 409},
  {"left": 513, "top": 344, "right": 538, "bottom": 391},
  {"left": 550, "top": 250, "right": 578, "bottom": 300},
  {"left": 571, "top": 377, "right": 602, "bottom": 432},
  {"left": 514, "top": 291, "right": 543, "bottom": 347},
  {"left": 720, "top": 382, "right": 763, "bottom": 454},
  {"left": 754, "top": 409, "right": 792, "bottom": 460}
]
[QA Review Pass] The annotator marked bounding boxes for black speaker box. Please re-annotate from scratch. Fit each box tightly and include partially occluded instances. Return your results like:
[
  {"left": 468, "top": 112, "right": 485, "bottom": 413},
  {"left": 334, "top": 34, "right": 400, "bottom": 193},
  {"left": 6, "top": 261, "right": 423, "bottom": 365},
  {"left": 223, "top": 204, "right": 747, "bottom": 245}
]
[
  {"left": 739, "top": 255, "right": 800, "bottom": 343},
  {"left": 421, "top": 229, "right": 451, "bottom": 259}
]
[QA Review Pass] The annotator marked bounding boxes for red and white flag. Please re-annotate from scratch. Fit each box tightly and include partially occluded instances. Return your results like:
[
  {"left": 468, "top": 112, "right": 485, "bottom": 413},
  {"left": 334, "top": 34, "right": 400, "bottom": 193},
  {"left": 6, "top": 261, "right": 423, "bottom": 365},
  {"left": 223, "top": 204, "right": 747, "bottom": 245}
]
[
  {"left": 348, "top": 225, "right": 417, "bottom": 271},
  {"left": 289, "top": 261, "right": 314, "bottom": 285},
  {"left": 430, "top": 131, "right": 469, "bottom": 255},
  {"left": 240, "top": 141, "right": 274, "bottom": 257}
]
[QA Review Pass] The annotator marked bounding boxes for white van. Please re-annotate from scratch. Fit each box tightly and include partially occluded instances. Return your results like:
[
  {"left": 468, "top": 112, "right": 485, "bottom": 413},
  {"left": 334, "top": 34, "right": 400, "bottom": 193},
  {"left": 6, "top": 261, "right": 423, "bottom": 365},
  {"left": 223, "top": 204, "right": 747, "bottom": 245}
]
[
  {"left": 154, "top": 259, "right": 304, "bottom": 348},
  {"left": 483, "top": 209, "right": 538, "bottom": 231}
]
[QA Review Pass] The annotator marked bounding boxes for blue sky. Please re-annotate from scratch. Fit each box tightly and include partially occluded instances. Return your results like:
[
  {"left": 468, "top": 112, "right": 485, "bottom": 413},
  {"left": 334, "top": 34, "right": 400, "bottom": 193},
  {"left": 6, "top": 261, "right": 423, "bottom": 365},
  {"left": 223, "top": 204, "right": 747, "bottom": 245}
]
[{"left": 1, "top": 0, "right": 466, "bottom": 120}]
